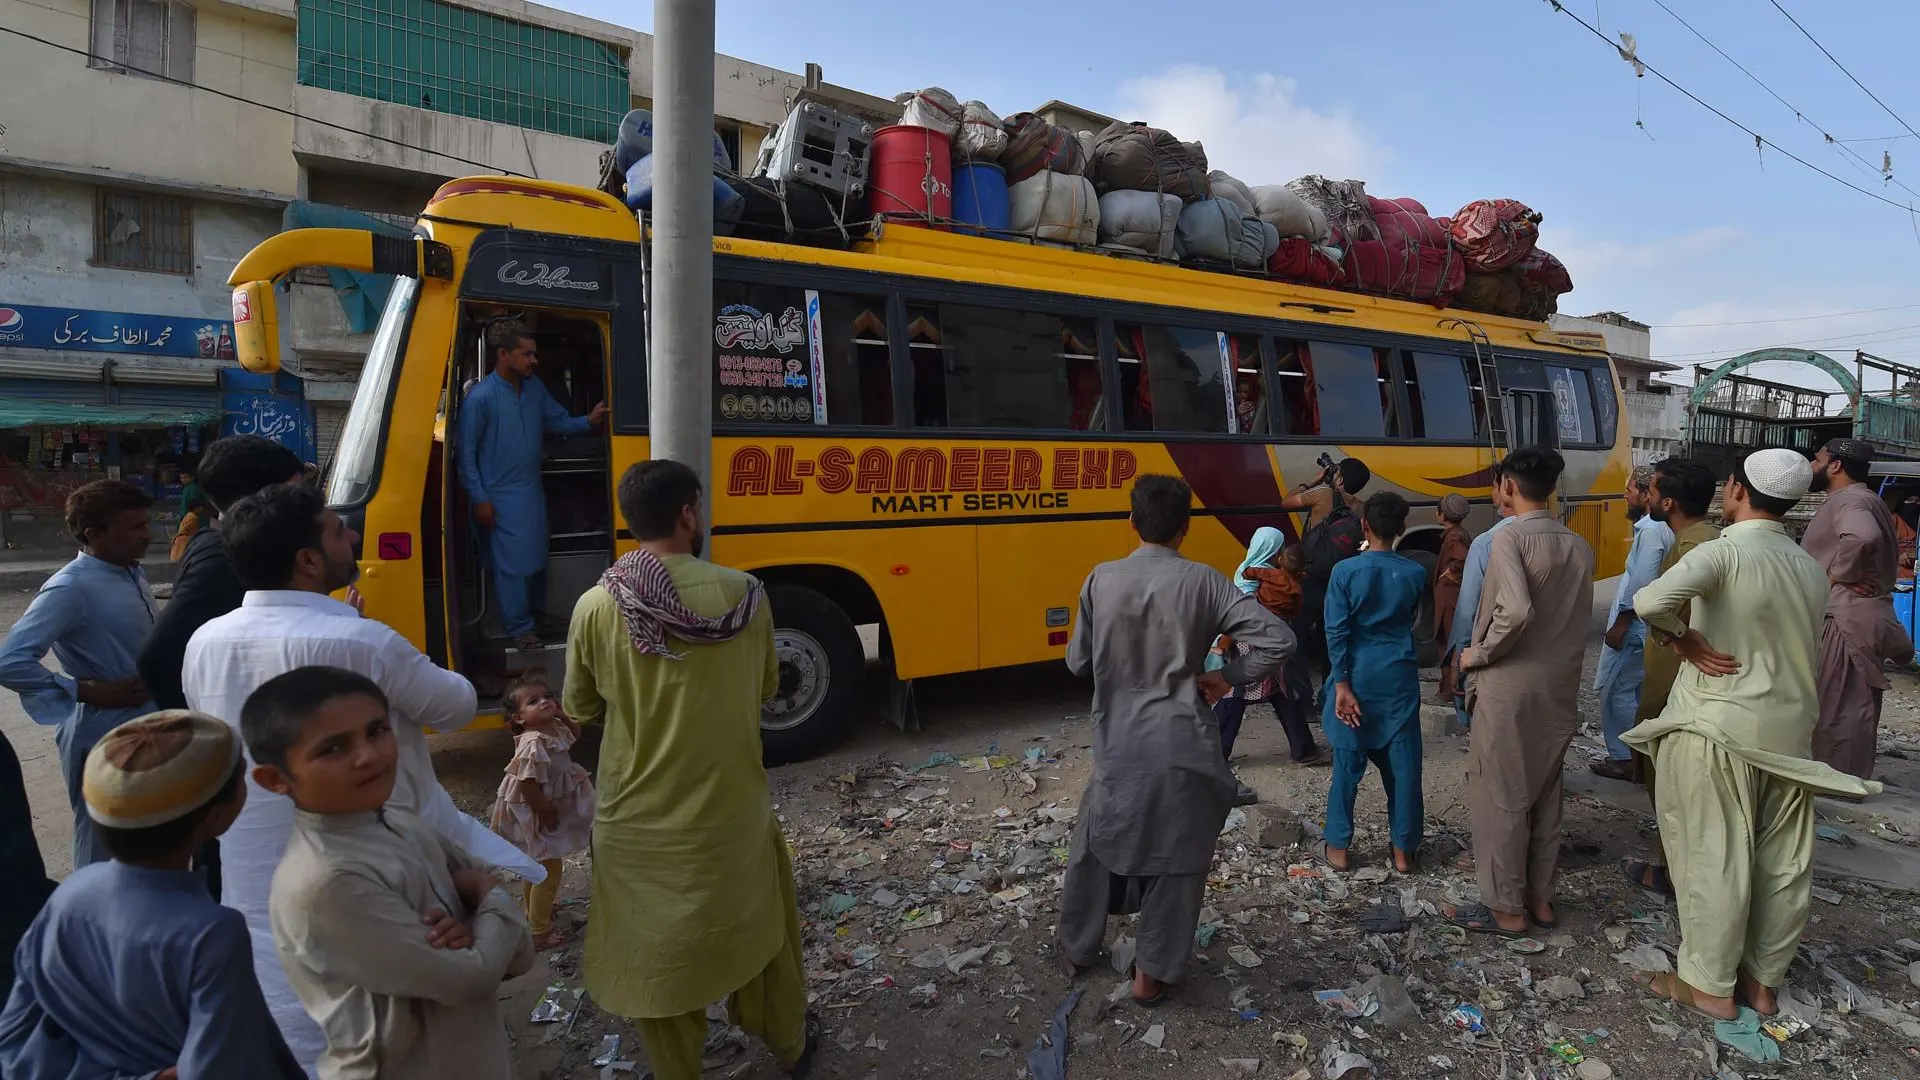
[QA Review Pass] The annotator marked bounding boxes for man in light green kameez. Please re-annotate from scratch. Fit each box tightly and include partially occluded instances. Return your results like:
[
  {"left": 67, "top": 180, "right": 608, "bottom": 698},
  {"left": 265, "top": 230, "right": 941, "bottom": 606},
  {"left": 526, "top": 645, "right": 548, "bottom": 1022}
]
[
  {"left": 564, "top": 460, "right": 814, "bottom": 1080},
  {"left": 1623, "top": 448, "right": 1883, "bottom": 1021}
]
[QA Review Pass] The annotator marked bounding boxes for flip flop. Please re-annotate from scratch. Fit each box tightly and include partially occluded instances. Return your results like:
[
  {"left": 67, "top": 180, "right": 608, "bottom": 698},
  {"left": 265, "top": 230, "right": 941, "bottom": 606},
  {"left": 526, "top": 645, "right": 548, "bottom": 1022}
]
[
  {"left": 1128, "top": 964, "right": 1166, "bottom": 1008},
  {"left": 1528, "top": 913, "right": 1559, "bottom": 931},
  {"left": 1624, "top": 859, "right": 1677, "bottom": 898},
  {"left": 1634, "top": 971, "right": 1737, "bottom": 1022},
  {"left": 1444, "top": 902, "right": 1527, "bottom": 939},
  {"left": 1310, "top": 840, "right": 1353, "bottom": 873}
]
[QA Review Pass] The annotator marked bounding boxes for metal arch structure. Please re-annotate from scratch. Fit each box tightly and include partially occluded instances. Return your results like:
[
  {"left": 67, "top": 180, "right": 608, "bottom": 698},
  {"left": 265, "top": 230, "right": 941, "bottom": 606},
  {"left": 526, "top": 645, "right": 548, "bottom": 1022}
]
[{"left": 1686, "top": 348, "right": 1860, "bottom": 415}]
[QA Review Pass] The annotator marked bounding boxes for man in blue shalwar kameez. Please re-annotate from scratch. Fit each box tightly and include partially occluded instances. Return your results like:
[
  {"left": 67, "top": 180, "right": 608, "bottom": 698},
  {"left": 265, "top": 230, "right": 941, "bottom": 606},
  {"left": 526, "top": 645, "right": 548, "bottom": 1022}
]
[
  {"left": 1319, "top": 491, "right": 1428, "bottom": 874},
  {"left": 458, "top": 319, "right": 606, "bottom": 649}
]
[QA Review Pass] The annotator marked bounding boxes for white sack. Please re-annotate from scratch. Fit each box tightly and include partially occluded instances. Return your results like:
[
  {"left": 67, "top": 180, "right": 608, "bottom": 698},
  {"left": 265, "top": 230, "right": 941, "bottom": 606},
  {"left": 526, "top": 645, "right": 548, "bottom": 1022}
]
[{"left": 1010, "top": 171, "right": 1099, "bottom": 246}]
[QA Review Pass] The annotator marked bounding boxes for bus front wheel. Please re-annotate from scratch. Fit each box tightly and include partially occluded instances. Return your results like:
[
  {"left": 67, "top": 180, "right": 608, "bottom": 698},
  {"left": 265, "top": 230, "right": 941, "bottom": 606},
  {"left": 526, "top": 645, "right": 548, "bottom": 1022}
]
[{"left": 762, "top": 585, "right": 862, "bottom": 766}]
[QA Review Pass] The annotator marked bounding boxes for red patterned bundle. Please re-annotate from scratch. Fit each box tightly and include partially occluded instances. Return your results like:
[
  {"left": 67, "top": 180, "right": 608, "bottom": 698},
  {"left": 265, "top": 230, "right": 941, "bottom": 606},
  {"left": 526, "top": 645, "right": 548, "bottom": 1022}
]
[
  {"left": 1447, "top": 198, "right": 1543, "bottom": 273},
  {"left": 1268, "top": 238, "right": 1345, "bottom": 286}
]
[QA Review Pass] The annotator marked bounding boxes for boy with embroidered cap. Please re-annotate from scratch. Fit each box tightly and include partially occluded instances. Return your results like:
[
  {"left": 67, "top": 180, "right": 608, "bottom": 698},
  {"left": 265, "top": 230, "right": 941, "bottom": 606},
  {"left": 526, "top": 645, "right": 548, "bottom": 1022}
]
[
  {"left": 1624, "top": 448, "right": 1882, "bottom": 1021},
  {"left": 0, "top": 711, "right": 305, "bottom": 1079},
  {"left": 245, "top": 666, "right": 532, "bottom": 1080}
]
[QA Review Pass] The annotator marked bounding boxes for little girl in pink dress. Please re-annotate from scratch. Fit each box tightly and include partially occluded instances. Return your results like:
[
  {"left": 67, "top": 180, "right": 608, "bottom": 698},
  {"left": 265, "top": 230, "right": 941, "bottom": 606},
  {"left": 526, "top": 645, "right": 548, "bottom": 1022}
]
[{"left": 490, "top": 672, "right": 596, "bottom": 947}]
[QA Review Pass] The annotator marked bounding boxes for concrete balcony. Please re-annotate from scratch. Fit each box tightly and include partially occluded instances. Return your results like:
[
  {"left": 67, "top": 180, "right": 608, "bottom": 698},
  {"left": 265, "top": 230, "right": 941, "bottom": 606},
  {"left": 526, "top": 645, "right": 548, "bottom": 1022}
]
[{"left": 291, "top": 85, "right": 606, "bottom": 191}]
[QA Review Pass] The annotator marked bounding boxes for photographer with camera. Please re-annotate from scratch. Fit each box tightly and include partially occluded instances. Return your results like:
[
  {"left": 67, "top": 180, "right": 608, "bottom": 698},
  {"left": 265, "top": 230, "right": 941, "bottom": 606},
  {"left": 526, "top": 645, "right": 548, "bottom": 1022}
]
[{"left": 1280, "top": 455, "right": 1372, "bottom": 699}]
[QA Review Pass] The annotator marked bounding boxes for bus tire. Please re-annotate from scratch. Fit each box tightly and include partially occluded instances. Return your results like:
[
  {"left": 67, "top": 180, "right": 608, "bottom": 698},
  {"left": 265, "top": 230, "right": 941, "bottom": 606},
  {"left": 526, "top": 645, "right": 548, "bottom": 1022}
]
[
  {"left": 1403, "top": 549, "right": 1441, "bottom": 668},
  {"left": 762, "top": 585, "right": 862, "bottom": 766}
]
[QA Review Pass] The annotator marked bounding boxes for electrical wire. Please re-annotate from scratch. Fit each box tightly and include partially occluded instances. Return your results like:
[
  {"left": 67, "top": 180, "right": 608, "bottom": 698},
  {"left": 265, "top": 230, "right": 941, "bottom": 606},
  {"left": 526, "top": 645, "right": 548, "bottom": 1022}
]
[
  {"left": 1652, "top": 302, "right": 1920, "bottom": 328},
  {"left": 1650, "top": 321, "right": 1920, "bottom": 359},
  {"left": 1766, "top": 0, "right": 1920, "bottom": 141},
  {"left": 0, "top": 23, "right": 525, "bottom": 177},
  {"left": 1542, "top": 1, "right": 1917, "bottom": 214},
  {"left": 1648, "top": 0, "right": 1920, "bottom": 202}
]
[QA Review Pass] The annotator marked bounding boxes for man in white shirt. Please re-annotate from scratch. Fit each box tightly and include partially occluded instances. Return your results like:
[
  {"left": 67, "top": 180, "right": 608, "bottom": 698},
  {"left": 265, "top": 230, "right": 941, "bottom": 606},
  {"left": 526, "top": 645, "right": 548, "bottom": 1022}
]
[{"left": 182, "top": 483, "right": 543, "bottom": 1074}]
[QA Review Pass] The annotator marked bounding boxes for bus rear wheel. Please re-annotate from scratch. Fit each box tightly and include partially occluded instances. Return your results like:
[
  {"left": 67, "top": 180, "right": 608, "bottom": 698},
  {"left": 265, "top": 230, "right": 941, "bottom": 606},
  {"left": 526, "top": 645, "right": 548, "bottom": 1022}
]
[{"left": 762, "top": 585, "right": 862, "bottom": 766}]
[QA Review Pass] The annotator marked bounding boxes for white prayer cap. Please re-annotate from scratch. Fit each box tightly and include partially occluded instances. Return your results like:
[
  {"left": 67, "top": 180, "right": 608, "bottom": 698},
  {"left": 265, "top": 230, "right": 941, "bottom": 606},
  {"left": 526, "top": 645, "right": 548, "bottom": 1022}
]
[{"left": 1741, "top": 448, "right": 1813, "bottom": 502}]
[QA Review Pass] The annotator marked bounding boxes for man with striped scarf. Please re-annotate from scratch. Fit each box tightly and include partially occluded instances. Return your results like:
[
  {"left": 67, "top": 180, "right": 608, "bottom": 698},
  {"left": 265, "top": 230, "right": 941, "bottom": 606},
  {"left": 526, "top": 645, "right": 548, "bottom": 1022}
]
[{"left": 563, "top": 460, "right": 816, "bottom": 1080}]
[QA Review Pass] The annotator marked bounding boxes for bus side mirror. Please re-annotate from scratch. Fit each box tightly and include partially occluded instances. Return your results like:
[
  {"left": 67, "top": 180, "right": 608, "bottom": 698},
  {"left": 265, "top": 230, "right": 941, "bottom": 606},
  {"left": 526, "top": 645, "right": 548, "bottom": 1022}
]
[{"left": 231, "top": 280, "right": 282, "bottom": 374}]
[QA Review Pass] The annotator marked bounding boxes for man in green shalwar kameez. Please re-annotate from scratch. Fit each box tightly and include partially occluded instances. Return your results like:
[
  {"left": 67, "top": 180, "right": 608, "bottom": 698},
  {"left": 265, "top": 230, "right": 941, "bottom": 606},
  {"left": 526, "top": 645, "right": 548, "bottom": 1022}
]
[
  {"left": 564, "top": 460, "right": 814, "bottom": 1079},
  {"left": 1623, "top": 449, "right": 1882, "bottom": 1021}
]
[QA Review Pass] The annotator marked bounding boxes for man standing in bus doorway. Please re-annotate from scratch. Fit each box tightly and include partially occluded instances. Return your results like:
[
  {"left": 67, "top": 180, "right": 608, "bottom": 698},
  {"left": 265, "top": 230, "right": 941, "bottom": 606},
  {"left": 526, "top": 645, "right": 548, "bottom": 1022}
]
[
  {"left": 1591, "top": 468, "right": 1673, "bottom": 781},
  {"left": 1281, "top": 457, "right": 1371, "bottom": 695},
  {"left": 458, "top": 318, "right": 608, "bottom": 652},
  {"left": 1054, "top": 475, "right": 1292, "bottom": 1005},
  {"left": 1804, "top": 437, "right": 1913, "bottom": 780},
  {"left": 1447, "top": 447, "right": 1594, "bottom": 937},
  {"left": 563, "top": 461, "right": 818, "bottom": 1080}
]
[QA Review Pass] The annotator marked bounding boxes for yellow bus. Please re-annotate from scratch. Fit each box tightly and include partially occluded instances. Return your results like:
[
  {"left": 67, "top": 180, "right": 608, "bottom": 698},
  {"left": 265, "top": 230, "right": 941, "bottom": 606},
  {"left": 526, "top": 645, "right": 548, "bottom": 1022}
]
[{"left": 227, "top": 176, "right": 1631, "bottom": 762}]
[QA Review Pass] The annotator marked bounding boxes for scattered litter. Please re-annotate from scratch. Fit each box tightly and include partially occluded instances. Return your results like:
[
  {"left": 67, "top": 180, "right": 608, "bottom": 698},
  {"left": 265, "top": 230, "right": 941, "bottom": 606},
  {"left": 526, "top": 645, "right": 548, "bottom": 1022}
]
[
  {"left": 1320, "top": 1041, "right": 1374, "bottom": 1079},
  {"left": 590, "top": 1034, "right": 622, "bottom": 1067},
  {"left": 1353, "top": 866, "right": 1391, "bottom": 885},
  {"left": 1602, "top": 924, "right": 1629, "bottom": 947},
  {"left": 899, "top": 907, "right": 944, "bottom": 931},
  {"left": 1815, "top": 824, "right": 1856, "bottom": 847},
  {"left": 1024, "top": 989, "right": 1080, "bottom": 1080},
  {"left": 1110, "top": 937, "right": 1137, "bottom": 976},
  {"left": 1810, "top": 885, "right": 1844, "bottom": 905},
  {"left": 869, "top": 888, "right": 901, "bottom": 909},
  {"left": 1353, "top": 974, "right": 1418, "bottom": 1028},
  {"left": 1505, "top": 936, "right": 1546, "bottom": 955},
  {"left": 837, "top": 851, "right": 872, "bottom": 871},
  {"left": 1547, "top": 1038, "right": 1584, "bottom": 1064},
  {"left": 1614, "top": 943, "right": 1672, "bottom": 973},
  {"left": 1714, "top": 1007, "right": 1783, "bottom": 1063},
  {"left": 907, "top": 982, "right": 940, "bottom": 1008},
  {"left": 819, "top": 893, "right": 858, "bottom": 918},
  {"left": 912, "top": 751, "right": 957, "bottom": 772},
  {"left": 864, "top": 1034, "right": 888, "bottom": 1051},
  {"left": 1539, "top": 974, "right": 1586, "bottom": 1001},
  {"left": 1445, "top": 1004, "right": 1487, "bottom": 1034},
  {"left": 911, "top": 945, "right": 950, "bottom": 969},
  {"left": 529, "top": 984, "right": 582, "bottom": 1023},
  {"left": 847, "top": 944, "right": 880, "bottom": 968},
  {"left": 1195, "top": 920, "right": 1224, "bottom": 947},
  {"left": 1222, "top": 808, "right": 1248, "bottom": 834},
  {"left": 1141, "top": 1023, "right": 1166, "bottom": 1049},
  {"left": 946, "top": 944, "right": 992, "bottom": 974},
  {"left": 1354, "top": 899, "right": 1408, "bottom": 934},
  {"left": 1228, "top": 945, "right": 1263, "bottom": 968},
  {"left": 1575, "top": 1060, "right": 1614, "bottom": 1079},
  {"left": 598, "top": 1062, "right": 637, "bottom": 1079},
  {"left": 992, "top": 885, "right": 1031, "bottom": 904},
  {"left": 1762, "top": 1013, "right": 1812, "bottom": 1044},
  {"left": 1219, "top": 1058, "right": 1261, "bottom": 1072},
  {"left": 1315, "top": 989, "right": 1374, "bottom": 1020}
]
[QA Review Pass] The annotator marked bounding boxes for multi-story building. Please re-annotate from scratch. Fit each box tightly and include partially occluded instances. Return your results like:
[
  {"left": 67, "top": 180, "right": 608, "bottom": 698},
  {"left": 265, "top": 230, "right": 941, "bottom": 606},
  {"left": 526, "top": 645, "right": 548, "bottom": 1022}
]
[
  {"left": 1552, "top": 311, "right": 1683, "bottom": 468},
  {"left": 0, "top": 0, "right": 889, "bottom": 545}
]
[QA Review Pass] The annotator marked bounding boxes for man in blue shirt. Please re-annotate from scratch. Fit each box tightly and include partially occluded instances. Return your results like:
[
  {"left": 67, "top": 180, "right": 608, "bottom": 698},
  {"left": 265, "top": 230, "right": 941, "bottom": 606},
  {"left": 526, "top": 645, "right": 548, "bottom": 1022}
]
[
  {"left": 457, "top": 319, "right": 606, "bottom": 651},
  {"left": 1449, "top": 460, "right": 1513, "bottom": 730},
  {"left": 0, "top": 481, "right": 157, "bottom": 868},
  {"left": 1592, "top": 470, "right": 1673, "bottom": 780}
]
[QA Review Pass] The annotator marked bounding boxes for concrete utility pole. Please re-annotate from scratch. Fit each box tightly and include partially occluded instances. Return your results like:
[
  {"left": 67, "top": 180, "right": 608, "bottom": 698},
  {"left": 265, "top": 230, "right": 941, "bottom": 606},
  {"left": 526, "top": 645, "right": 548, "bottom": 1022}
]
[{"left": 649, "top": 0, "right": 716, "bottom": 494}]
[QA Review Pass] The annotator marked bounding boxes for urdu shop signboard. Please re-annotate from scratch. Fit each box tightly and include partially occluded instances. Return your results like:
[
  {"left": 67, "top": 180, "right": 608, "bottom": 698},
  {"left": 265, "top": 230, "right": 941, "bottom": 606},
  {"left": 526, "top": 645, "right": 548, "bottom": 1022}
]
[{"left": 0, "top": 303, "right": 236, "bottom": 360}]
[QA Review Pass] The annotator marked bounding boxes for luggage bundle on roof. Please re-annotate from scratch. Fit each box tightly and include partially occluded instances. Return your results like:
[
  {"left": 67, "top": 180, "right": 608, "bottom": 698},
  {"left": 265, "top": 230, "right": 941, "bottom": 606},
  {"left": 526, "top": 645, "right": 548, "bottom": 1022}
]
[{"left": 600, "top": 88, "right": 1577, "bottom": 320}]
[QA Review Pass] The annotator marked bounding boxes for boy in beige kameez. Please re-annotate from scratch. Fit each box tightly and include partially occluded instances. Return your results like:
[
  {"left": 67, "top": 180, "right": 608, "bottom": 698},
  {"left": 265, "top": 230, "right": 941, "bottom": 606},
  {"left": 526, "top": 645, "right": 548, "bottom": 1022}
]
[
  {"left": 1623, "top": 449, "right": 1881, "bottom": 1020},
  {"left": 1450, "top": 447, "right": 1594, "bottom": 937},
  {"left": 243, "top": 666, "right": 533, "bottom": 1080}
]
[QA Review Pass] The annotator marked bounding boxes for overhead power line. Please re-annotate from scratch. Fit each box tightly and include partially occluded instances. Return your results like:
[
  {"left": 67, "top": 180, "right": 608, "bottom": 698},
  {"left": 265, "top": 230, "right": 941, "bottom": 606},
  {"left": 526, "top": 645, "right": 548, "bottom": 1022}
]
[
  {"left": 0, "top": 24, "right": 525, "bottom": 177},
  {"left": 1542, "top": 1, "right": 1917, "bottom": 215},
  {"left": 1648, "top": 0, "right": 1920, "bottom": 201},
  {"left": 1652, "top": 302, "right": 1920, "bottom": 328},
  {"left": 1766, "top": 0, "right": 1920, "bottom": 142}
]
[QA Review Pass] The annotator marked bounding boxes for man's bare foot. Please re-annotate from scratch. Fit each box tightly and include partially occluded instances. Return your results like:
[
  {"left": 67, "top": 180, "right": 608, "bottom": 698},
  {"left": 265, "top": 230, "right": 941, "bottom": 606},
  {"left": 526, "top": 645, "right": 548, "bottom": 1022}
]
[
  {"left": 1131, "top": 966, "right": 1165, "bottom": 1005},
  {"left": 534, "top": 926, "right": 574, "bottom": 949},
  {"left": 1636, "top": 972, "right": 1738, "bottom": 1021},
  {"left": 1529, "top": 902, "right": 1557, "bottom": 928},
  {"left": 1735, "top": 971, "right": 1778, "bottom": 1016},
  {"left": 1323, "top": 844, "right": 1352, "bottom": 872},
  {"left": 1391, "top": 846, "right": 1415, "bottom": 874}
]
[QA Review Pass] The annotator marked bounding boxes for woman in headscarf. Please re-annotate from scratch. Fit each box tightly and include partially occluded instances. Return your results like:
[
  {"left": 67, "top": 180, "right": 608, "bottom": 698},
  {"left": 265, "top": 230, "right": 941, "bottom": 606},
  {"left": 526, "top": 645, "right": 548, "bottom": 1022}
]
[
  {"left": 1210, "top": 527, "right": 1329, "bottom": 805},
  {"left": 1318, "top": 492, "right": 1427, "bottom": 874},
  {"left": 1432, "top": 494, "right": 1472, "bottom": 701}
]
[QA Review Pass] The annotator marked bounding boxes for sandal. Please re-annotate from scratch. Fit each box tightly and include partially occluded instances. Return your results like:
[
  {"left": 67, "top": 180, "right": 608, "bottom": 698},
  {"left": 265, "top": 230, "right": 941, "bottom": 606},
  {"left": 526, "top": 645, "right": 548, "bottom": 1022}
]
[
  {"left": 1634, "top": 971, "right": 1737, "bottom": 1022},
  {"left": 1310, "top": 840, "right": 1352, "bottom": 873},
  {"left": 1129, "top": 964, "right": 1166, "bottom": 1008},
  {"left": 1444, "top": 902, "right": 1527, "bottom": 939},
  {"left": 1528, "top": 913, "right": 1559, "bottom": 931},
  {"left": 1624, "top": 859, "right": 1677, "bottom": 898}
]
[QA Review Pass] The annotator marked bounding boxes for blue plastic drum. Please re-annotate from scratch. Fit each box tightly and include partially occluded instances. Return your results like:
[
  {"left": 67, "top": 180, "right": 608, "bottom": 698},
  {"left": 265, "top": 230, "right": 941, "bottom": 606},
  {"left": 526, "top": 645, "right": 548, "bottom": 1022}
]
[{"left": 952, "top": 162, "right": 1010, "bottom": 237}]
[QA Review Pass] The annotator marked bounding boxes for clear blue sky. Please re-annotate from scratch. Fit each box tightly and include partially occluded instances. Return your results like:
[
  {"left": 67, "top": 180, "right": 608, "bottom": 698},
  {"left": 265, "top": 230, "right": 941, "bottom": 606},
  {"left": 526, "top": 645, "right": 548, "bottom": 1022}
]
[{"left": 566, "top": 0, "right": 1920, "bottom": 393}]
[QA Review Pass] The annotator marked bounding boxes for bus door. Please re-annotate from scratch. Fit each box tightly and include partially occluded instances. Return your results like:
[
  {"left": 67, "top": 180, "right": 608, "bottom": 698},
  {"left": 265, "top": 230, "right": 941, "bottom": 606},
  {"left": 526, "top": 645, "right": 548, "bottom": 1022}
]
[{"left": 439, "top": 303, "right": 615, "bottom": 700}]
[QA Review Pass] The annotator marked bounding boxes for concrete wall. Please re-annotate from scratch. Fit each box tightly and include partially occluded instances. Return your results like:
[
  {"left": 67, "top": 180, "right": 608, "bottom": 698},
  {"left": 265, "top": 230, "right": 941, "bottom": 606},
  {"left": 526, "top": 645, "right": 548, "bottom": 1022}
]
[
  {"left": 0, "top": 172, "right": 280, "bottom": 317},
  {"left": 0, "top": 0, "right": 297, "bottom": 197},
  {"left": 293, "top": 85, "right": 605, "bottom": 189},
  {"left": 1552, "top": 314, "right": 1652, "bottom": 364}
]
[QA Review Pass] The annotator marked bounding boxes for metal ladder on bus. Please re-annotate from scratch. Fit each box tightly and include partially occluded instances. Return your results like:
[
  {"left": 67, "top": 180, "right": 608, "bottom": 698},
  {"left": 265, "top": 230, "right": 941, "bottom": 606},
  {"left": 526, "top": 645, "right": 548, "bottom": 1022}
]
[{"left": 1441, "top": 318, "right": 1508, "bottom": 460}]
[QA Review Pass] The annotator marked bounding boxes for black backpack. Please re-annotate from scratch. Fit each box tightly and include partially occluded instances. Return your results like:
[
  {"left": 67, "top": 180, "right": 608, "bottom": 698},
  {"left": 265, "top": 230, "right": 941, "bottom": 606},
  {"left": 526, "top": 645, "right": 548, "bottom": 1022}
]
[{"left": 1301, "top": 504, "right": 1365, "bottom": 586}]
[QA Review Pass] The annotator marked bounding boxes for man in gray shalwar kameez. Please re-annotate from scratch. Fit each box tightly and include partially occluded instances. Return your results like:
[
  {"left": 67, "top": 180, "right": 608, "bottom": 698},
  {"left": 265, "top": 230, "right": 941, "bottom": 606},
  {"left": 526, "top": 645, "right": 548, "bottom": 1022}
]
[
  {"left": 1804, "top": 438, "right": 1914, "bottom": 780},
  {"left": 1054, "top": 475, "right": 1292, "bottom": 1004}
]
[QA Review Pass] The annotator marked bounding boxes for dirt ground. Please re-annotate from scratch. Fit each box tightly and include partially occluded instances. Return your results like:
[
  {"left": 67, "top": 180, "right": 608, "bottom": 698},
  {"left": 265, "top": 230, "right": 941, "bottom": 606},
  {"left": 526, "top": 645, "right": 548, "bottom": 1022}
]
[{"left": 7, "top": 585, "right": 1920, "bottom": 1079}]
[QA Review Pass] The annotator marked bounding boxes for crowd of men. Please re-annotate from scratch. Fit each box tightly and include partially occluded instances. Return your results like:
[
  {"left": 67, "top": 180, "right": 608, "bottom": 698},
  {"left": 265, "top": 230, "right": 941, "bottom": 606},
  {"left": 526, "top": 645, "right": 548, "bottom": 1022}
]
[{"left": 0, "top": 431, "right": 1909, "bottom": 1076}]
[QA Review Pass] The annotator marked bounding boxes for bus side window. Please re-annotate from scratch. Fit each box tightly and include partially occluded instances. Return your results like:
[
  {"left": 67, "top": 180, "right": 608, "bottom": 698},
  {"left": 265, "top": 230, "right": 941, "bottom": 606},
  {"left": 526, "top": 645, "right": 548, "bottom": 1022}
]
[
  {"left": 1116, "top": 324, "right": 1258, "bottom": 435},
  {"left": 1273, "top": 340, "right": 1319, "bottom": 435},
  {"left": 908, "top": 303, "right": 1100, "bottom": 431},
  {"left": 1308, "top": 341, "right": 1389, "bottom": 439},
  {"left": 711, "top": 281, "right": 892, "bottom": 426},
  {"left": 1405, "top": 351, "right": 1481, "bottom": 441},
  {"left": 1547, "top": 364, "right": 1599, "bottom": 445}
]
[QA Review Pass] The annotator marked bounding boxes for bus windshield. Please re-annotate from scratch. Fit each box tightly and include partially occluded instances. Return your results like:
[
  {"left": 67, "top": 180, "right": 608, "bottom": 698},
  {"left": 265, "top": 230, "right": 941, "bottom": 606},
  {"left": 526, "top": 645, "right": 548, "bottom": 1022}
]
[{"left": 327, "top": 276, "right": 419, "bottom": 506}]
